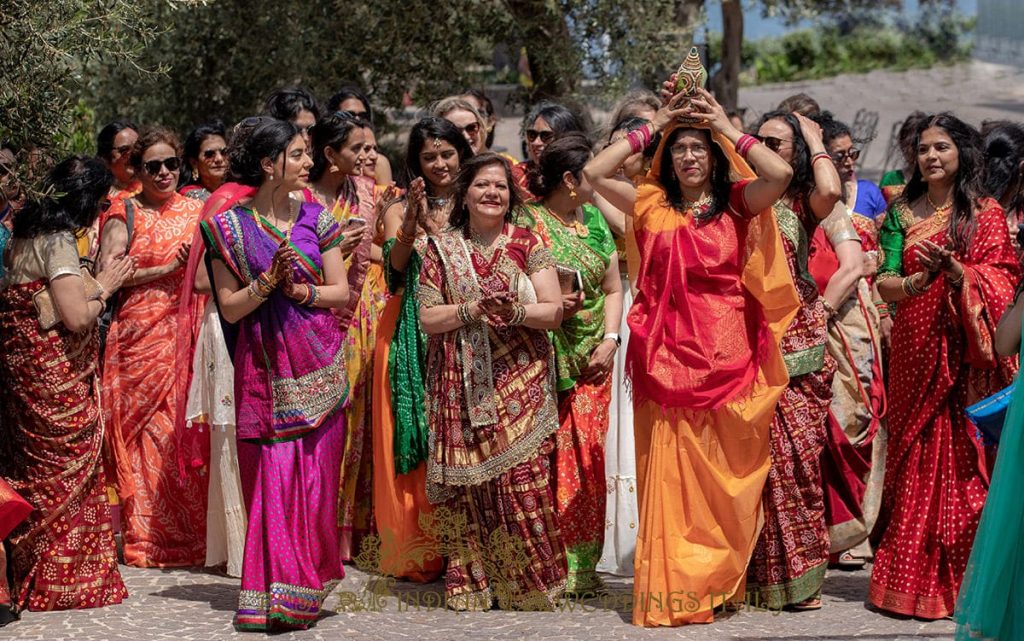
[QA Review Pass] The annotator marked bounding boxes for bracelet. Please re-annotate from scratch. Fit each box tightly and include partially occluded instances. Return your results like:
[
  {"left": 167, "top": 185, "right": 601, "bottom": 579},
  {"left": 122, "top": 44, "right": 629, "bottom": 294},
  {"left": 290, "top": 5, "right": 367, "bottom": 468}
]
[
  {"left": 626, "top": 124, "right": 653, "bottom": 155},
  {"left": 247, "top": 280, "right": 269, "bottom": 300},
  {"left": 811, "top": 152, "right": 833, "bottom": 166},
  {"left": 508, "top": 303, "right": 526, "bottom": 326},
  {"left": 821, "top": 299, "right": 837, "bottom": 318},
  {"left": 396, "top": 226, "right": 417, "bottom": 246},
  {"left": 311, "top": 285, "right": 321, "bottom": 306},
  {"left": 948, "top": 270, "right": 965, "bottom": 287},
  {"left": 902, "top": 274, "right": 928, "bottom": 297},
  {"left": 603, "top": 332, "right": 621, "bottom": 346},
  {"left": 457, "top": 302, "right": 476, "bottom": 326},
  {"left": 734, "top": 134, "right": 758, "bottom": 159}
]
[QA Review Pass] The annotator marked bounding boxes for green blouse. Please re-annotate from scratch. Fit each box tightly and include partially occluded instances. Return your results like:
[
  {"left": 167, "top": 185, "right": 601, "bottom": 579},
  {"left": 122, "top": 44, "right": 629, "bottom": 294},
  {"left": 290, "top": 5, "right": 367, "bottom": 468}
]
[{"left": 522, "top": 203, "right": 616, "bottom": 392}]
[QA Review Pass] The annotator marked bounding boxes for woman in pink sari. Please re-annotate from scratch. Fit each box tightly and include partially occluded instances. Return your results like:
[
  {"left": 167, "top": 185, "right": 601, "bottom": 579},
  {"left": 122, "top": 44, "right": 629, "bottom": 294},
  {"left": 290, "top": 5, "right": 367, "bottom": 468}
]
[{"left": 202, "top": 119, "right": 352, "bottom": 631}]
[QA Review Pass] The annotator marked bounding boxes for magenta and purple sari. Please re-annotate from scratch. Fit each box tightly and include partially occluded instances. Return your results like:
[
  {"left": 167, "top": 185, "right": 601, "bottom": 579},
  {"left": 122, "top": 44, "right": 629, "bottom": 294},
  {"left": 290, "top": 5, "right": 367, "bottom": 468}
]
[{"left": 201, "top": 202, "right": 349, "bottom": 632}]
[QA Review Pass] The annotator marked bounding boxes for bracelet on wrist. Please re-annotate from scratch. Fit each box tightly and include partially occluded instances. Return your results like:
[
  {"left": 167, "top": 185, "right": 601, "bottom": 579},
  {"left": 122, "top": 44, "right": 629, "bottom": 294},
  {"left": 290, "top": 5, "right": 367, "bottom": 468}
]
[
  {"left": 734, "top": 134, "right": 758, "bottom": 159},
  {"left": 603, "top": 332, "right": 621, "bottom": 347},
  {"left": 811, "top": 151, "right": 833, "bottom": 166},
  {"left": 948, "top": 269, "right": 965, "bottom": 286},
  {"left": 396, "top": 226, "right": 417, "bottom": 246},
  {"left": 821, "top": 299, "right": 837, "bottom": 319}
]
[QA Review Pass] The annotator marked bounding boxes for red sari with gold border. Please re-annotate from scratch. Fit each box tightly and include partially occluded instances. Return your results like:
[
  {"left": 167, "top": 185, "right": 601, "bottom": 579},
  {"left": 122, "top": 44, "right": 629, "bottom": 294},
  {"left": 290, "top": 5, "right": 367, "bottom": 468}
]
[{"left": 870, "top": 199, "right": 1018, "bottom": 619}]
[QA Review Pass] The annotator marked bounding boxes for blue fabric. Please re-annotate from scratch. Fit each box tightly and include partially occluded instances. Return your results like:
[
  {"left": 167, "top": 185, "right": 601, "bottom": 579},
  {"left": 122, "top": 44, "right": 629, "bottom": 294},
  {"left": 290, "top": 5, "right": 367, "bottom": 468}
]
[
  {"left": 955, "top": 309, "right": 1024, "bottom": 640},
  {"left": 853, "top": 179, "right": 887, "bottom": 221},
  {"left": 0, "top": 224, "right": 9, "bottom": 278}
]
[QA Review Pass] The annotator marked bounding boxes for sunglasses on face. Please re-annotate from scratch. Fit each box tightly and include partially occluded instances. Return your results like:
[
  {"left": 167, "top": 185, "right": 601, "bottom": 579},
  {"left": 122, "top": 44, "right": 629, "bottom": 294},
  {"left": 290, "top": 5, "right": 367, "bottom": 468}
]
[
  {"left": 457, "top": 122, "right": 481, "bottom": 136},
  {"left": 831, "top": 148, "right": 861, "bottom": 162},
  {"left": 143, "top": 157, "right": 181, "bottom": 175},
  {"left": 526, "top": 129, "right": 555, "bottom": 144},
  {"left": 754, "top": 135, "right": 793, "bottom": 152},
  {"left": 202, "top": 147, "right": 228, "bottom": 160}
]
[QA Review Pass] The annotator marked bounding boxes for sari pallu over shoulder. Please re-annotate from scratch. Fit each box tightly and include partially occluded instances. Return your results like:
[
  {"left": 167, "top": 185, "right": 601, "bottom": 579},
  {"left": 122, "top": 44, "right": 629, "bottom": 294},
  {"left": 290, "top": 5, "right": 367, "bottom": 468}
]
[
  {"left": 200, "top": 202, "right": 349, "bottom": 444},
  {"left": 419, "top": 228, "right": 561, "bottom": 498}
]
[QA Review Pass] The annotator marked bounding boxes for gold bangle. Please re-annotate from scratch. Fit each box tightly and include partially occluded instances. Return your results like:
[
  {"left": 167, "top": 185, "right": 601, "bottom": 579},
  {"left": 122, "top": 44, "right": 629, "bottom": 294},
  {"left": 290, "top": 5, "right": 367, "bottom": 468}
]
[{"left": 396, "top": 227, "right": 416, "bottom": 246}]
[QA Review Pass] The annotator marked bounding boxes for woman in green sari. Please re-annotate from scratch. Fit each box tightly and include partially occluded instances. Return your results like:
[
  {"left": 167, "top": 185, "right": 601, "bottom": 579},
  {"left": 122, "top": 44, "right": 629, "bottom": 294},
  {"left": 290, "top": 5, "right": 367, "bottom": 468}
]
[
  {"left": 955, "top": 278, "right": 1024, "bottom": 640},
  {"left": 523, "top": 132, "right": 624, "bottom": 594}
]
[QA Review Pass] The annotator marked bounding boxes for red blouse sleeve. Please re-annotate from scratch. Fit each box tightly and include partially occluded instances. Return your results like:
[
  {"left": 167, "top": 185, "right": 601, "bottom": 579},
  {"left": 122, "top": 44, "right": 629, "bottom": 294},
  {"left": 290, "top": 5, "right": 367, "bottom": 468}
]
[{"left": 727, "top": 179, "right": 756, "bottom": 219}]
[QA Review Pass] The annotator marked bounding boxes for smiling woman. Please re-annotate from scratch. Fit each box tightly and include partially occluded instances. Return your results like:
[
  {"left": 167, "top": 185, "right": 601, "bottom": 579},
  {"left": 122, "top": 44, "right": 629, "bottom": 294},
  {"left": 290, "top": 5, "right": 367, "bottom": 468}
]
[
  {"left": 97, "top": 127, "right": 208, "bottom": 570},
  {"left": 179, "top": 121, "right": 229, "bottom": 201}
]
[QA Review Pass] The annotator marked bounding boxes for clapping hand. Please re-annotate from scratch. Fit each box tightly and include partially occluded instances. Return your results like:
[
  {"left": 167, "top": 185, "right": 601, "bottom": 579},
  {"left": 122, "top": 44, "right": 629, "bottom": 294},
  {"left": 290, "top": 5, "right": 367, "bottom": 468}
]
[
  {"left": 270, "top": 240, "right": 299, "bottom": 284},
  {"left": 479, "top": 291, "right": 516, "bottom": 327}
]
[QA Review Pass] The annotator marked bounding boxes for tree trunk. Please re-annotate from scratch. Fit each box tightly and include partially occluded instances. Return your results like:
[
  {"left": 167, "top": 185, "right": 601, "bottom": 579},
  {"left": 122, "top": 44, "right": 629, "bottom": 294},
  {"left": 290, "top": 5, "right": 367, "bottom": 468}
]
[
  {"left": 711, "top": 0, "right": 743, "bottom": 111},
  {"left": 504, "top": 0, "right": 580, "bottom": 102}
]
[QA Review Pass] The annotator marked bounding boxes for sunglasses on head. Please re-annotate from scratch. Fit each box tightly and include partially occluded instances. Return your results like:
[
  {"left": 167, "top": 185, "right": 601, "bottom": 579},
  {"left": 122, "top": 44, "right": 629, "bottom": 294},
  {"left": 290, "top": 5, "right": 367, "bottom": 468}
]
[
  {"left": 526, "top": 129, "right": 555, "bottom": 144},
  {"left": 754, "top": 135, "right": 793, "bottom": 152},
  {"left": 831, "top": 148, "right": 861, "bottom": 162},
  {"left": 143, "top": 157, "right": 181, "bottom": 175},
  {"left": 202, "top": 147, "right": 228, "bottom": 160}
]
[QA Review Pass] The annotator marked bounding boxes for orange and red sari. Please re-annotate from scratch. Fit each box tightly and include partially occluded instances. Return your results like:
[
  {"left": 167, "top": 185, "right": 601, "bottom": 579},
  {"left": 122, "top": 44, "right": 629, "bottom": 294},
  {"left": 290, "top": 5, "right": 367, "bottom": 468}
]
[
  {"left": 0, "top": 276, "right": 126, "bottom": 610},
  {"left": 103, "top": 192, "right": 207, "bottom": 567},
  {"left": 629, "top": 127, "right": 800, "bottom": 627},
  {"left": 869, "top": 199, "right": 1018, "bottom": 619}
]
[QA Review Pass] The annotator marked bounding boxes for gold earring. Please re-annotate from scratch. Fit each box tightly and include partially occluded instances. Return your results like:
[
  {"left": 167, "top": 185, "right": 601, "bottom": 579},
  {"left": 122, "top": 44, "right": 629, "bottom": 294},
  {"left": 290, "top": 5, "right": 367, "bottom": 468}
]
[{"left": 569, "top": 187, "right": 578, "bottom": 200}]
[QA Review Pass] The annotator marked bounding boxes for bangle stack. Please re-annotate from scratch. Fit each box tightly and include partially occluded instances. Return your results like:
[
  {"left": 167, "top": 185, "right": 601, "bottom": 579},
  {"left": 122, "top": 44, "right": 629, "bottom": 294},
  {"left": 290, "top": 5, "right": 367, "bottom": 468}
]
[
  {"left": 811, "top": 151, "right": 833, "bottom": 167},
  {"left": 396, "top": 226, "right": 417, "bottom": 246},
  {"left": 902, "top": 274, "right": 927, "bottom": 297},
  {"left": 508, "top": 303, "right": 526, "bottom": 326},
  {"left": 299, "top": 285, "right": 321, "bottom": 306},
  {"left": 626, "top": 124, "right": 653, "bottom": 155},
  {"left": 874, "top": 300, "right": 890, "bottom": 319},
  {"left": 457, "top": 302, "right": 477, "bottom": 326},
  {"left": 734, "top": 134, "right": 758, "bottom": 159},
  {"left": 247, "top": 271, "right": 276, "bottom": 300}
]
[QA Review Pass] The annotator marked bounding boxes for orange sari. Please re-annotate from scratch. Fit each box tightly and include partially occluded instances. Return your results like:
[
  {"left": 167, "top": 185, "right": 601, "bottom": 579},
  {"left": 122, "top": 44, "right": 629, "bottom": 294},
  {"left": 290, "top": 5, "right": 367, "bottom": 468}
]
[
  {"left": 103, "top": 192, "right": 207, "bottom": 567},
  {"left": 630, "top": 127, "right": 799, "bottom": 627}
]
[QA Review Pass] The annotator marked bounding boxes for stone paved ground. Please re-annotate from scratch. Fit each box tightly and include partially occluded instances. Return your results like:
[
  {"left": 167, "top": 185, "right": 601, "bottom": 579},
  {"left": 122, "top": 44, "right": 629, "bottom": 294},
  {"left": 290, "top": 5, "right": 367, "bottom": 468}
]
[
  {"left": 11, "top": 563, "right": 954, "bottom": 641},
  {"left": 13, "top": 61, "right": 1012, "bottom": 641}
]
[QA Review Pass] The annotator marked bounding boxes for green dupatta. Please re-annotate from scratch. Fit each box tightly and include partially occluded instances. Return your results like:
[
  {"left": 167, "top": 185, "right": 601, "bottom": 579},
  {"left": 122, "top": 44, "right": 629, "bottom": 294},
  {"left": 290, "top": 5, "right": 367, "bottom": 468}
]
[{"left": 382, "top": 237, "right": 429, "bottom": 474}]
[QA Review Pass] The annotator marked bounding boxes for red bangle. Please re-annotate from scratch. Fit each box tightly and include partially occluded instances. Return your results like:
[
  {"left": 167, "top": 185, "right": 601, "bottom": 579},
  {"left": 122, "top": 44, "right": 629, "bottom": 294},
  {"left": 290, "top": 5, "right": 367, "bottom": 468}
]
[
  {"left": 811, "top": 151, "right": 833, "bottom": 166},
  {"left": 735, "top": 134, "right": 758, "bottom": 158}
]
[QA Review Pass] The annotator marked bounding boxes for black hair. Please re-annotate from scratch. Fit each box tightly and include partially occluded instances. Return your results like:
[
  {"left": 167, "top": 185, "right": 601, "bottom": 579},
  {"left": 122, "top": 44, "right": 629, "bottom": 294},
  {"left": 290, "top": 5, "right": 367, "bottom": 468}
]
[
  {"left": 983, "top": 122, "right": 1024, "bottom": 214},
  {"left": 899, "top": 112, "right": 985, "bottom": 253},
  {"left": 522, "top": 102, "right": 584, "bottom": 139},
  {"left": 657, "top": 127, "right": 732, "bottom": 221},
  {"left": 449, "top": 152, "right": 522, "bottom": 230},
  {"left": 758, "top": 110, "right": 813, "bottom": 207},
  {"left": 308, "top": 112, "right": 367, "bottom": 182},
  {"left": 610, "top": 116, "right": 660, "bottom": 160},
  {"left": 228, "top": 119, "right": 302, "bottom": 187},
  {"left": 404, "top": 117, "right": 473, "bottom": 196},
  {"left": 326, "top": 86, "right": 373, "bottom": 124},
  {"left": 181, "top": 120, "right": 227, "bottom": 187},
  {"left": 12, "top": 156, "right": 112, "bottom": 238},
  {"left": 96, "top": 120, "right": 138, "bottom": 159},
  {"left": 529, "top": 132, "right": 592, "bottom": 198},
  {"left": 813, "top": 111, "right": 853, "bottom": 147},
  {"left": 896, "top": 111, "right": 929, "bottom": 167},
  {"left": 263, "top": 87, "right": 320, "bottom": 123}
]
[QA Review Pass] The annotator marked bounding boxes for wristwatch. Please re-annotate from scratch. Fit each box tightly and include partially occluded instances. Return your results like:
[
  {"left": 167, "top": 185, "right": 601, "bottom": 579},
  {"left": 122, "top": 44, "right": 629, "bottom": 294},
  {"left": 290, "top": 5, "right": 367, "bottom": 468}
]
[{"left": 603, "top": 332, "right": 621, "bottom": 346}]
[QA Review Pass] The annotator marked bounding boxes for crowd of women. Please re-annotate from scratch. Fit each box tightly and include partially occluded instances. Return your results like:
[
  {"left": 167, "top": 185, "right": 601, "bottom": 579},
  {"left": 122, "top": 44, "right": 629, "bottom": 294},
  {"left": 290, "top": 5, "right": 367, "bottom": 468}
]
[{"left": 1, "top": 65, "right": 1024, "bottom": 640}]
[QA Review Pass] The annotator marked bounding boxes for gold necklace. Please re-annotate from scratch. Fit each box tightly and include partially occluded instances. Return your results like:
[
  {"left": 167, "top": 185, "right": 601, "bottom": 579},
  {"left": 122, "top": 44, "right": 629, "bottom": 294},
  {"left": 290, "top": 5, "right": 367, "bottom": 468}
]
[
  {"left": 927, "top": 193, "right": 953, "bottom": 214},
  {"left": 683, "top": 192, "right": 714, "bottom": 221},
  {"left": 548, "top": 204, "right": 588, "bottom": 237},
  {"left": 469, "top": 226, "right": 507, "bottom": 262},
  {"left": 254, "top": 200, "right": 297, "bottom": 240}
]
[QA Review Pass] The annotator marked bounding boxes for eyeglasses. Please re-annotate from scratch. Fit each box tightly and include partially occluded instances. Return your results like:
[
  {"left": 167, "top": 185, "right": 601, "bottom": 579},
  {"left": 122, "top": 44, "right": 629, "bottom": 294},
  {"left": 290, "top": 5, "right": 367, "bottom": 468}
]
[
  {"left": 526, "top": 129, "right": 555, "bottom": 144},
  {"left": 669, "top": 144, "right": 710, "bottom": 159},
  {"left": 831, "top": 148, "right": 861, "bottom": 162},
  {"left": 143, "top": 157, "right": 181, "bottom": 175},
  {"left": 202, "top": 147, "right": 228, "bottom": 160},
  {"left": 457, "top": 122, "right": 481, "bottom": 136},
  {"left": 754, "top": 135, "right": 793, "bottom": 152}
]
